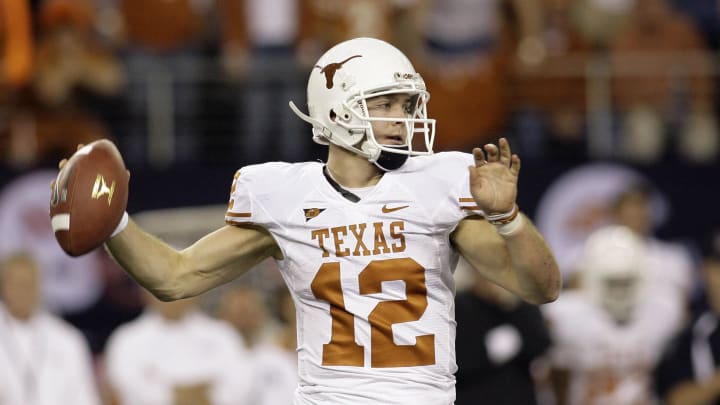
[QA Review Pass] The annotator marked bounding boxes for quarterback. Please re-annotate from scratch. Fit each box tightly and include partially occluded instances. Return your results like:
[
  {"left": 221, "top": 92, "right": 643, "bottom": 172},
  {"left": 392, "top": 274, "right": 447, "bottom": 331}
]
[{"left": 103, "top": 38, "right": 560, "bottom": 404}]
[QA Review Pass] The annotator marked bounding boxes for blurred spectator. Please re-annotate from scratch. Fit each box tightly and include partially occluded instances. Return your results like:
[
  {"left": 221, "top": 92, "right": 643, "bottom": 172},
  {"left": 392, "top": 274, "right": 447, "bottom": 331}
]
[
  {"left": 217, "top": 285, "right": 297, "bottom": 405},
  {"left": 543, "top": 226, "right": 684, "bottom": 404},
  {"left": 654, "top": 230, "right": 720, "bottom": 405},
  {"left": 0, "top": 171, "right": 104, "bottom": 315},
  {"left": 0, "top": 252, "right": 101, "bottom": 405},
  {"left": 454, "top": 258, "right": 551, "bottom": 405},
  {"left": 512, "top": 0, "right": 590, "bottom": 160},
  {"left": 109, "top": 0, "right": 216, "bottom": 166},
  {"left": 215, "top": 0, "right": 307, "bottom": 164},
  {"left": 0, "top": 0, "right": 32, "bottom": 169},
  {"left": 297, "top": 0, "right": 421, "bottom": 67},
  {"left": 117, "top": 0, "right": 209, "bottom": 53},
  {"left": 35, "top": 0, "right": 124, "bottom": 106},
  {"left": 0, "top": 0, "right": 122, "bottom": 169},
  {"left": 0, "top": 99, "right": 111, "bottom": 168},
  {"left": 418, "top": 0, "right": 545, "bottom": 152},
  {"left": 0, "top": 0, "right": 33, "bottom": 91},
  {"left": 104, "top": 291, "right": 253, "bottom": 405},
  {"left": 570, "top": 0, "right": 633, "bottom": 49},
  {"left": 610, "top": 0, "right": 718, "bottom": 163}
]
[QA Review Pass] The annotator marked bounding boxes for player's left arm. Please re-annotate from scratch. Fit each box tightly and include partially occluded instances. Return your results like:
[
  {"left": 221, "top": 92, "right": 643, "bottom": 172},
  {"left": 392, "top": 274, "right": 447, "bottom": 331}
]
[{"left": 451, "top": 138, "right": 561, "bottom": 304}]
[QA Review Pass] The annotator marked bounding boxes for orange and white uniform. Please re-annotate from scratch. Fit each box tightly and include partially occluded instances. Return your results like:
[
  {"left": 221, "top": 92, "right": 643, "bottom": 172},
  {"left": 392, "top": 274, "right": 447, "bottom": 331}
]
[
  {"left": 542, "top": 290, "right": 683, "bottom": 405},
  {"left": 226, "top": 152, "right": 481, "bottom": 405}
]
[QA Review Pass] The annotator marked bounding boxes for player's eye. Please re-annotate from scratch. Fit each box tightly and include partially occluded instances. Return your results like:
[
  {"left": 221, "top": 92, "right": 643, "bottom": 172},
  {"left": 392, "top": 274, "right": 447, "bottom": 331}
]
[
  {"left": 403, "top": 102, "right": 414, "bottom": 115},
  {"left": 369, "top": 103, "right": 390, "bottom": 110}
]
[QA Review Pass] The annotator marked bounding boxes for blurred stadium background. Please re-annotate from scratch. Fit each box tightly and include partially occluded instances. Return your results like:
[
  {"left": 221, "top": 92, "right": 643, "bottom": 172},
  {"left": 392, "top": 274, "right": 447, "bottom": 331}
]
[{"left": 1, "top": 0, "right": 720, "bottom": 403}]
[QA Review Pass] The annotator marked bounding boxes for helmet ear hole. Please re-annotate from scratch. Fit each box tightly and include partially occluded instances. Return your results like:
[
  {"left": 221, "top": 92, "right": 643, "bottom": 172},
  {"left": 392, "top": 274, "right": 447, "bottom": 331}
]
[{"left": 329, "top": 110, "right": 337, "bottom": 122}]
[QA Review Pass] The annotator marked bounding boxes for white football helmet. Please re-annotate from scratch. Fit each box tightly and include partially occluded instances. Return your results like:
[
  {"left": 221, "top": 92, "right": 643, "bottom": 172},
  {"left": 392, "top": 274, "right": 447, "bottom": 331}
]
[
  {"left": 289, "top": 37, "right": 436, "bottom": 170},
  {"left": 578, "top": 226, "right": 648, "bottom": 324}
]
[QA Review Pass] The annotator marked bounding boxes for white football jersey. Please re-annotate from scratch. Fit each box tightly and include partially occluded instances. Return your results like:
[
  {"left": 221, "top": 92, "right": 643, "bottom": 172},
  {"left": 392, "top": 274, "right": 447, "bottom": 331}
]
[
  {"left": 542, "top": 290, "right": 682, "bottom": 405},
  {"left": 226, "top": 152, "right": 481, "bottom": 405}
]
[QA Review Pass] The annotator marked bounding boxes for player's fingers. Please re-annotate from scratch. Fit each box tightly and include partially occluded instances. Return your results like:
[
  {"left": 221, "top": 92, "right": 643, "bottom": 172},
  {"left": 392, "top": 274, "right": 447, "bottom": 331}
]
[
  {"left": 468, "top": 166, "right": 480, "bottom": 182},
  {"left": 58, "top": 159, "right": 67, "bottom": 169},
  {"left": 499, "top": 138, "right": 511, "bottom": 165},
  {"left": 76, "top": 143, "right": 85, "bottom": 151},
  {"left": 50, "top": 179, "right": 56, "bottom": 190},
  {"left": 472, "top": 147, "right": 487, "bottom": 167},
  {"left": 484, "top": 143, "right": 499, "bottom": 162},
  {"left": 510, "top": 154, "right": 521, "bottom": 176}
]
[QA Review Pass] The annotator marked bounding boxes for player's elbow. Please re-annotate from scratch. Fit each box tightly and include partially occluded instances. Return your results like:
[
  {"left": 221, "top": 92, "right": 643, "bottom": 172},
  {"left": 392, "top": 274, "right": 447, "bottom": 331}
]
[
  {"left": 146, "top": 282, "right": 188, "bottom": 302},
  {"left": 145, "top": 263, "right": 196, "bottom": 301},
  {"left": 151, "top": 288, "right": 185, "bottom": 302},
  {"left": 155, "top": 249, "right": 213, "bottom": 301}
]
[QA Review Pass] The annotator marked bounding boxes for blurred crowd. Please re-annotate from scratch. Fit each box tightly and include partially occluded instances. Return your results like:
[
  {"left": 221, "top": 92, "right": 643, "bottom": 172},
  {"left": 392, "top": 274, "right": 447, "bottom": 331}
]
[
  {"left": 2, "top": 0, "right": 720, "bottom": 404},
  {"left": 1, "top": 0, "right": 719, "bottom": 168}
]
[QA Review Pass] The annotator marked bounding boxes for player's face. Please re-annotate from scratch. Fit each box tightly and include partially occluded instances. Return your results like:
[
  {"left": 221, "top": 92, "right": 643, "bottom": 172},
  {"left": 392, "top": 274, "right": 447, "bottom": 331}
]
[
  {"left": 0, "top": 259, "right": 40, "bottom": 320},
  {"left": 365, "top": 93, "right": 415, "bottom": 145},
  {"left": 218, "top": 288, "right": 266, "bottom": 335},
  {"left": 599, "top": 274, "right": 638, "bottom": 324}
]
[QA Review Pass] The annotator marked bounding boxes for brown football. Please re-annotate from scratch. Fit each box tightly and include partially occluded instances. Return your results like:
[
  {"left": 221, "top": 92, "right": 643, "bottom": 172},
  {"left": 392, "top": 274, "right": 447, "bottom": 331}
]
[{"left": 50, "top": 139, "right": 129, "bottom": 256}]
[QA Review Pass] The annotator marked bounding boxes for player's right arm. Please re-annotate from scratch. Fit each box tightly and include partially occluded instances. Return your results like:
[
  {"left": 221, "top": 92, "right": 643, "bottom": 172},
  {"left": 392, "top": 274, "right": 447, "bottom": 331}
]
[{"left": 106, "top": 221, "right": 280, "bottom": 301}]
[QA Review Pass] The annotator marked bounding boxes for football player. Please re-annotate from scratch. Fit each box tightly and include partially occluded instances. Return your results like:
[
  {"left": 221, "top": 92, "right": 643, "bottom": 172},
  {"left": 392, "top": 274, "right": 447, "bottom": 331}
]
[
  {"left": 102, "top": 37, "right": 560, "bottom": 404},
  {"left": 543, "top": 226, "right": 683, "bottom": 405}
]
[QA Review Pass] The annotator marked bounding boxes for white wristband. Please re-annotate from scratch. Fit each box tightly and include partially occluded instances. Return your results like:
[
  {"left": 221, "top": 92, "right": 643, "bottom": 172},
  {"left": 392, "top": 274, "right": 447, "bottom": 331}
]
[
  {"left": 110, "top": 212, "right": 129, "bottom": 238},
  {"left": 495, "top": 214, "right": 524, "bottom": 236}
]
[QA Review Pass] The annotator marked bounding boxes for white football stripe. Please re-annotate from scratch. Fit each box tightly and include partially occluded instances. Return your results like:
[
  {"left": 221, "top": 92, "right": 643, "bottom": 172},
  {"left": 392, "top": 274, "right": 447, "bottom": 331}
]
[
  {"left": 75, "top": 144, "right": 93, "bottom": 156},
  {"left": 51, "top": 214, "right": 70, "bottom": 232}
]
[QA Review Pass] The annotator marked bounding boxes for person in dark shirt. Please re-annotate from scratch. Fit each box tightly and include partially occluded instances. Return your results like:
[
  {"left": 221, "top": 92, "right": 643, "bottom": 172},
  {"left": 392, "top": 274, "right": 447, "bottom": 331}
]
[
  {"left": 455, "top": 258, "right": 552, "bottom": 405},
  {"left": 655, "top": 230, "right": 720, "bottom": 405}
]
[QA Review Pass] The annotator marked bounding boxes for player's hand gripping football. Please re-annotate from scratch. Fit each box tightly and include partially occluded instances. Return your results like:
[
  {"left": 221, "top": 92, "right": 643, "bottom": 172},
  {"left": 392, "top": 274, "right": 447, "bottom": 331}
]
[
  {"left": 468, "top": 137, "right": 519, "bottom": 215},
  {"left": 50, "top": 141, "right": 130, "bottom": 256}
]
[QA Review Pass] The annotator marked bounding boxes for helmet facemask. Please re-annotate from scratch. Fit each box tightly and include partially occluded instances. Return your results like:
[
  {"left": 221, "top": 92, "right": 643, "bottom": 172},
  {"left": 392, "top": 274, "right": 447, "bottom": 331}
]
[{"left": 344, "top": 87, "right": 435, "bottom": 171}]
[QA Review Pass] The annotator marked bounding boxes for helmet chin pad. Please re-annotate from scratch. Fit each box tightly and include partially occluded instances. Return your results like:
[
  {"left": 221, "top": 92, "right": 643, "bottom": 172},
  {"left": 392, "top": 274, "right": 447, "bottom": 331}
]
[{"left": 373, "top": 145, "right": 409, "bottom": 171}]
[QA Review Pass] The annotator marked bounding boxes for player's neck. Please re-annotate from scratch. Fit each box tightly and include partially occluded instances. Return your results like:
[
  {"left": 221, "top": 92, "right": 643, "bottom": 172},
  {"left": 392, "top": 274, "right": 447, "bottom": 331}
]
[{"left": 326, "top": 145, "right": 383, "bottom": 188}]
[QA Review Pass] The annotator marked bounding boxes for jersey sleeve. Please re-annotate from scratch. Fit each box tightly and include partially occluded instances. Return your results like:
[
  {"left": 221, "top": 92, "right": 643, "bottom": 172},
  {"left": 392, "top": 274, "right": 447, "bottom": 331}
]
[
  {"left": 225, "top": 168, "right": 256, "bottom": 226},
  {"left": 444, "top": 152, "right": 486, "bottom": 219},
  {"left": 224, "top": 162, "right": 298, "bottom": 228}
]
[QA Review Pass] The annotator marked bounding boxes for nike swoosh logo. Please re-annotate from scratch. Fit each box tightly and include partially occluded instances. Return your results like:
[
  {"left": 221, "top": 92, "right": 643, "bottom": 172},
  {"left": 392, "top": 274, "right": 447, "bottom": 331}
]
[{"left": 382, "top": 204, "right": 409, "bottom": 214}]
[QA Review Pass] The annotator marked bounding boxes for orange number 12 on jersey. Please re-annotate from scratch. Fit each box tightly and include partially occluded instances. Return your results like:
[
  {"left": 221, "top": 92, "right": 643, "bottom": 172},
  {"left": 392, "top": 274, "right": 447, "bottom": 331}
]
[{"left": 311, "top": 257, "right": 435, "bottom": 368}]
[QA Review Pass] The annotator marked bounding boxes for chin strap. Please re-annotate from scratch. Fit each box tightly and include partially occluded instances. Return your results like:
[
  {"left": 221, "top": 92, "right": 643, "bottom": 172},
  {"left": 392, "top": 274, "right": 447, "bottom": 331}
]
[{"left": 373, "top": 145, "right": 409, "bottom": 171}]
